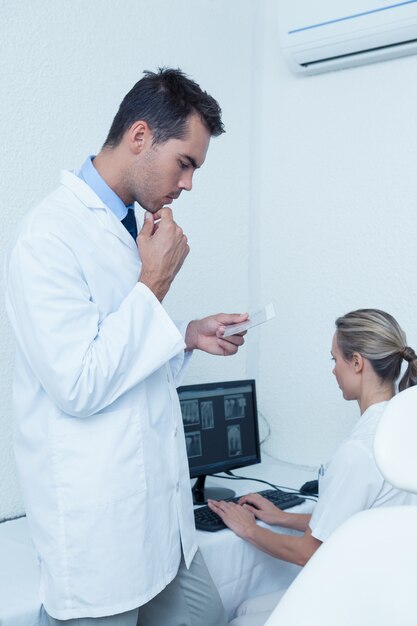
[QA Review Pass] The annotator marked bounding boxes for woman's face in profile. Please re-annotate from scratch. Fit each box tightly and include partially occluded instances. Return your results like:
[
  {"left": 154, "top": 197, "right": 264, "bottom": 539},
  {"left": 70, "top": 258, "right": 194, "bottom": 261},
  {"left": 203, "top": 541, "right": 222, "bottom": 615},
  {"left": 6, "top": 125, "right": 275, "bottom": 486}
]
[{"left": 331, "top": 333, "right": 358, "bottom": 401}]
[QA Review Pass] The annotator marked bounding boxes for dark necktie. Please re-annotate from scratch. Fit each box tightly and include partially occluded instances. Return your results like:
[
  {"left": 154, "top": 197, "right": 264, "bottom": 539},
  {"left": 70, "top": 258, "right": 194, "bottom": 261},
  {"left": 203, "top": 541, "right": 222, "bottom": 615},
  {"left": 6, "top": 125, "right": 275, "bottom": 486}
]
[{"left": 121, "top": 208, "right": 138, "bottom": 241}]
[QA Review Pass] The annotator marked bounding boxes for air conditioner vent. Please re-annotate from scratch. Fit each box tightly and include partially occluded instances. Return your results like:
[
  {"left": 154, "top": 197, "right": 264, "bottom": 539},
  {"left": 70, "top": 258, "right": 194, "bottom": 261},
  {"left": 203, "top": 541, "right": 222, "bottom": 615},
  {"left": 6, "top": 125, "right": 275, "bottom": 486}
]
[{"left": 301, "top": 37, "right": 417, "bottom": 68}]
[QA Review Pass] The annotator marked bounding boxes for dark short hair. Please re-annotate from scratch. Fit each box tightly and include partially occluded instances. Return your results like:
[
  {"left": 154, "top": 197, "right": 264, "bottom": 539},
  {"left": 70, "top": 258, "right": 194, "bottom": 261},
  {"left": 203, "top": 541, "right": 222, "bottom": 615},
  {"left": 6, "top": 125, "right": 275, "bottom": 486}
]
[{"left": 104, "top": 67, "right": 225, "bottom": 147}]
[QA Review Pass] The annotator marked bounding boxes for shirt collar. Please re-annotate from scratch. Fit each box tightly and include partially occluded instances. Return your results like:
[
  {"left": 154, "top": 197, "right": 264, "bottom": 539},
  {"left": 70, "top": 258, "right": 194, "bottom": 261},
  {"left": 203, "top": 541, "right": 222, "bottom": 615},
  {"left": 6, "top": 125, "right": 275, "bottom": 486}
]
[
  {"left": 350, "top": 400, "right": 389, "bottom": 438},
  {"left": 78, "top": 155, "right": 132, "bottom": 220}
]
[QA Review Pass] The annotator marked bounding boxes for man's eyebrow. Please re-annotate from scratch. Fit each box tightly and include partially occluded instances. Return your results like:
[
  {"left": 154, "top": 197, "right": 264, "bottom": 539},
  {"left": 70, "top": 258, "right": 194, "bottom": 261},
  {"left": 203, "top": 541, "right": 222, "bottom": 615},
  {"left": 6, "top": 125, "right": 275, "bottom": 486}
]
[{"left": 181, "top": 154, "right": 199, "bottom": 169}]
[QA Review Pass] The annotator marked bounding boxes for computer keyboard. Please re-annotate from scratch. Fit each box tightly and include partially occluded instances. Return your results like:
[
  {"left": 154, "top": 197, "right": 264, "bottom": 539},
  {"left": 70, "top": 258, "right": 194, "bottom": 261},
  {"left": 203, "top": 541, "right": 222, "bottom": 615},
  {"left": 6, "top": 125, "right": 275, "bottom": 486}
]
[{"left": 194, "top": 488, "right": 305, "bottom": 532}]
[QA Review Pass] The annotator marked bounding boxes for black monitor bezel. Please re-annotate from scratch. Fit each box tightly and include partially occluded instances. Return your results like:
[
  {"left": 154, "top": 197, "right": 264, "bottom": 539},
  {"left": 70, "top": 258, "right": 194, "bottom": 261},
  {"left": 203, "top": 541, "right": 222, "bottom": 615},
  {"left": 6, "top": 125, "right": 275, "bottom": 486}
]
[{"left": 177, "top": 378, "right": 261, "bottom": 480}]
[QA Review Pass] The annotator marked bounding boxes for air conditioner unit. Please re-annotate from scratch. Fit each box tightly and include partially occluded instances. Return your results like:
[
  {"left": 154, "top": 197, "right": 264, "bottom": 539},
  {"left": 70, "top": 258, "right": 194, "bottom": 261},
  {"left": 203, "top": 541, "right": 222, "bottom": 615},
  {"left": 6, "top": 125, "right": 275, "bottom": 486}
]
[{"left": 278, "top": 0, "right": 417, "bottom": 75}]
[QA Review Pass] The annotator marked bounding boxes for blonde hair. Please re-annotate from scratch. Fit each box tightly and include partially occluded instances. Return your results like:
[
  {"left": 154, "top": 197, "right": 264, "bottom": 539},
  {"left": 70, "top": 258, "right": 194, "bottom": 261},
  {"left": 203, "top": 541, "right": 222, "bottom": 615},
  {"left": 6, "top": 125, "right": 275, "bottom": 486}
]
[{"left": 335, "top": 309, "right": 417, "bottom": 392}]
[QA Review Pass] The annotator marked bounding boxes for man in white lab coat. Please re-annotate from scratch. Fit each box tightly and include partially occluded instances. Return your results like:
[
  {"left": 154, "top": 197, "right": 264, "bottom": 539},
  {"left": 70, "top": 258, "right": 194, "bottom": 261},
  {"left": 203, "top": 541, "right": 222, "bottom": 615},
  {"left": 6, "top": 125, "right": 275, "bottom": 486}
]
[{"left": 4, "top": 68, "right": 246, "bottom": 626}]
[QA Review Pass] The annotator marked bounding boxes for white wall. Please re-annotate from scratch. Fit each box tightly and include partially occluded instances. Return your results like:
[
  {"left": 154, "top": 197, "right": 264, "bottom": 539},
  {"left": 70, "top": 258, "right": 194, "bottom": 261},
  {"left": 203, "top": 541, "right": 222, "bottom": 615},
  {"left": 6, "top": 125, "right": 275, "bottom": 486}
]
[
  {"left": 257, "top": 0, "right": 417, "bottom": 466},
  {"left": 0, "top": 0, "right": 256, "bottom": 520}
]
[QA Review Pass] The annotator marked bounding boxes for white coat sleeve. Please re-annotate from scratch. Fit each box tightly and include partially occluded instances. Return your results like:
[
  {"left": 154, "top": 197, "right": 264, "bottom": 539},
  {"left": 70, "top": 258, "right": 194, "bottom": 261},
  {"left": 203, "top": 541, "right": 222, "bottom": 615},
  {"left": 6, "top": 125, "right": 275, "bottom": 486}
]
[
  {"left": 309, "top": 440, "right": 383, "bottom": 542},
  {"left": 169, "top": 320, "right": 193, "bottom": 386},
  {"left": 5, "top": 233, "right": 186, "bottom": 417}
]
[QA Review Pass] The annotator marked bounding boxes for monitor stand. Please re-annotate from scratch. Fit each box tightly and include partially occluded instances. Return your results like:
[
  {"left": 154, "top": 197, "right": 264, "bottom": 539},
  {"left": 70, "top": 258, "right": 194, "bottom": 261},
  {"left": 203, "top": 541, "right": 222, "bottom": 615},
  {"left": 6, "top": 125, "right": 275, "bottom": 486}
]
[{"left": 192, "top": 475, "right": 235, "bottom": 505}]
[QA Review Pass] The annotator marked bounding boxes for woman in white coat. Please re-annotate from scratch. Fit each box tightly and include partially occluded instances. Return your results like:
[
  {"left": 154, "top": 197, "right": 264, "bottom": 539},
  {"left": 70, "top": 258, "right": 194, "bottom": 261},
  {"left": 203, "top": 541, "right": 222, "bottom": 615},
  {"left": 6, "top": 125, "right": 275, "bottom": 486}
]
[
  {"left": 208, "top": 308, "right": 417, "bottom": 626},
  {"left": 4, "top": 68, "right": 247, "bottom": 626}
]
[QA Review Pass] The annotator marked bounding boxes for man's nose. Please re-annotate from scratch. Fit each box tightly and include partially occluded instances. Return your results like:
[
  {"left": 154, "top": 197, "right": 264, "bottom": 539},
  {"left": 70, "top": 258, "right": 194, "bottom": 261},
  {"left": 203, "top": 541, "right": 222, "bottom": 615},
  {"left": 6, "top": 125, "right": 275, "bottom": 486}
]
[{"left": 179, "top": 171, "right": 193, "bottom": 191}]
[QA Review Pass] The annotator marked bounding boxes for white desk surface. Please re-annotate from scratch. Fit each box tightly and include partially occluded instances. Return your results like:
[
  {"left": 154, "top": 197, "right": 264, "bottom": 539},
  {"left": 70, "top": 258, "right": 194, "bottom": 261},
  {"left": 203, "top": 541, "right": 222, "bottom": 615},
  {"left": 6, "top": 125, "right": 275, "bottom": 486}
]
[{"left": 0, "top": 455, "right": 317, "bottom": 625}]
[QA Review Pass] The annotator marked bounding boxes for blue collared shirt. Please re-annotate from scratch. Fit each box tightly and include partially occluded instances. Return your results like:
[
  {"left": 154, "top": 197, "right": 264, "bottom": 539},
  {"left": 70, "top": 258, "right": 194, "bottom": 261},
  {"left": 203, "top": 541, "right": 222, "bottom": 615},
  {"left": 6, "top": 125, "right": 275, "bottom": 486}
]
[{"left": 78, "top": 155, "right": 132, "bottom": 220}]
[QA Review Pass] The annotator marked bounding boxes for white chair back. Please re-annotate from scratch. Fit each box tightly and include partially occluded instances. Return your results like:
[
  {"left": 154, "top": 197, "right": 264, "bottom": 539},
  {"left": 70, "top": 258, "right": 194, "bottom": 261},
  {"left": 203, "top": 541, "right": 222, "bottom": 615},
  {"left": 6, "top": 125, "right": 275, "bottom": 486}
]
[{"left": 374, "top": 385, "right": 417, "bottom": 494}]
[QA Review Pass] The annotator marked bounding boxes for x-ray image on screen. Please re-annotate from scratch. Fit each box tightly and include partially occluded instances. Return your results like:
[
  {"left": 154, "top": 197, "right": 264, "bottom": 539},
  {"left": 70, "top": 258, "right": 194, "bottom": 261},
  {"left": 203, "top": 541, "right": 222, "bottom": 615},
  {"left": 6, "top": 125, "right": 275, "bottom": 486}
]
[
  {"left": 185, "top": 431, "right": 202, "bottom": 458},
  {"left": 180, "top": 399, "right": 200, "bottom": 425},
  {"left": 227, "top": 424, "right": 242, "bottom": 457},
  {"left": 224, "top": 394, "right": 247, "bottom": 420},
  {"left": 200, "top": 401, "right": 214, "bottom": 430}
]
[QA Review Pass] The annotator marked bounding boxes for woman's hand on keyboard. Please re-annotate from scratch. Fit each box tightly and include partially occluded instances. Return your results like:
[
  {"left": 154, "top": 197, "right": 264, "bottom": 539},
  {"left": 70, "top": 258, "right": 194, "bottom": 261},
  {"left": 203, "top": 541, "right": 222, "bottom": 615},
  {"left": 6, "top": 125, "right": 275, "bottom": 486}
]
[
  {"left": 207, "top": 500, "right": 256, "bottom": 539},
  {"left": 237, "top": 493, "right": 285, "bottom": 526}
]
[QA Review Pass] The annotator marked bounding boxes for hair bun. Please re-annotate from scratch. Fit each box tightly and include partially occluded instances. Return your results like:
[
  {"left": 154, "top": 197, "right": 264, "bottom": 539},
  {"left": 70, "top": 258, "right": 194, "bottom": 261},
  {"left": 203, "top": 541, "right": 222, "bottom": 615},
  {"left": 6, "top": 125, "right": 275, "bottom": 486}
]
[{"left": 402, "top": 346, "right": 417, "bottom": 362}]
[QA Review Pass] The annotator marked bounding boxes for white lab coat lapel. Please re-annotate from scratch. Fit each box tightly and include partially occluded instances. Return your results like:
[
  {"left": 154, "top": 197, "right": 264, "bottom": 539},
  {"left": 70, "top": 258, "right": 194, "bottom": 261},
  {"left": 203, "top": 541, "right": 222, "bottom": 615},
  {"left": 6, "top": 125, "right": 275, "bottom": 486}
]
[{"left": 60, "top": 170, "right": 139, "bottom": 252}]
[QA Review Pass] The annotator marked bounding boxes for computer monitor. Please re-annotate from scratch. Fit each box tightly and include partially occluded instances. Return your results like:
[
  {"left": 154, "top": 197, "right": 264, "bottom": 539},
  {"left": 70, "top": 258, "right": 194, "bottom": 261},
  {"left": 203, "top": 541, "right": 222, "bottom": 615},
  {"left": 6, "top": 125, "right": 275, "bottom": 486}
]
[{"left": 177, "top": 379, "right": 261, "bottom": 504}]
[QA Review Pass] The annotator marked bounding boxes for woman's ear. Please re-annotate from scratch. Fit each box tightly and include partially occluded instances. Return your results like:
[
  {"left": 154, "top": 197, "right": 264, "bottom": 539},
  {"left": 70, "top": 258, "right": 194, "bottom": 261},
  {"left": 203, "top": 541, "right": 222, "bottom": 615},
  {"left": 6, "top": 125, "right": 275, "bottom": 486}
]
[{"left": 353, "top": 352, "right": 364, "bottom": 373}]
